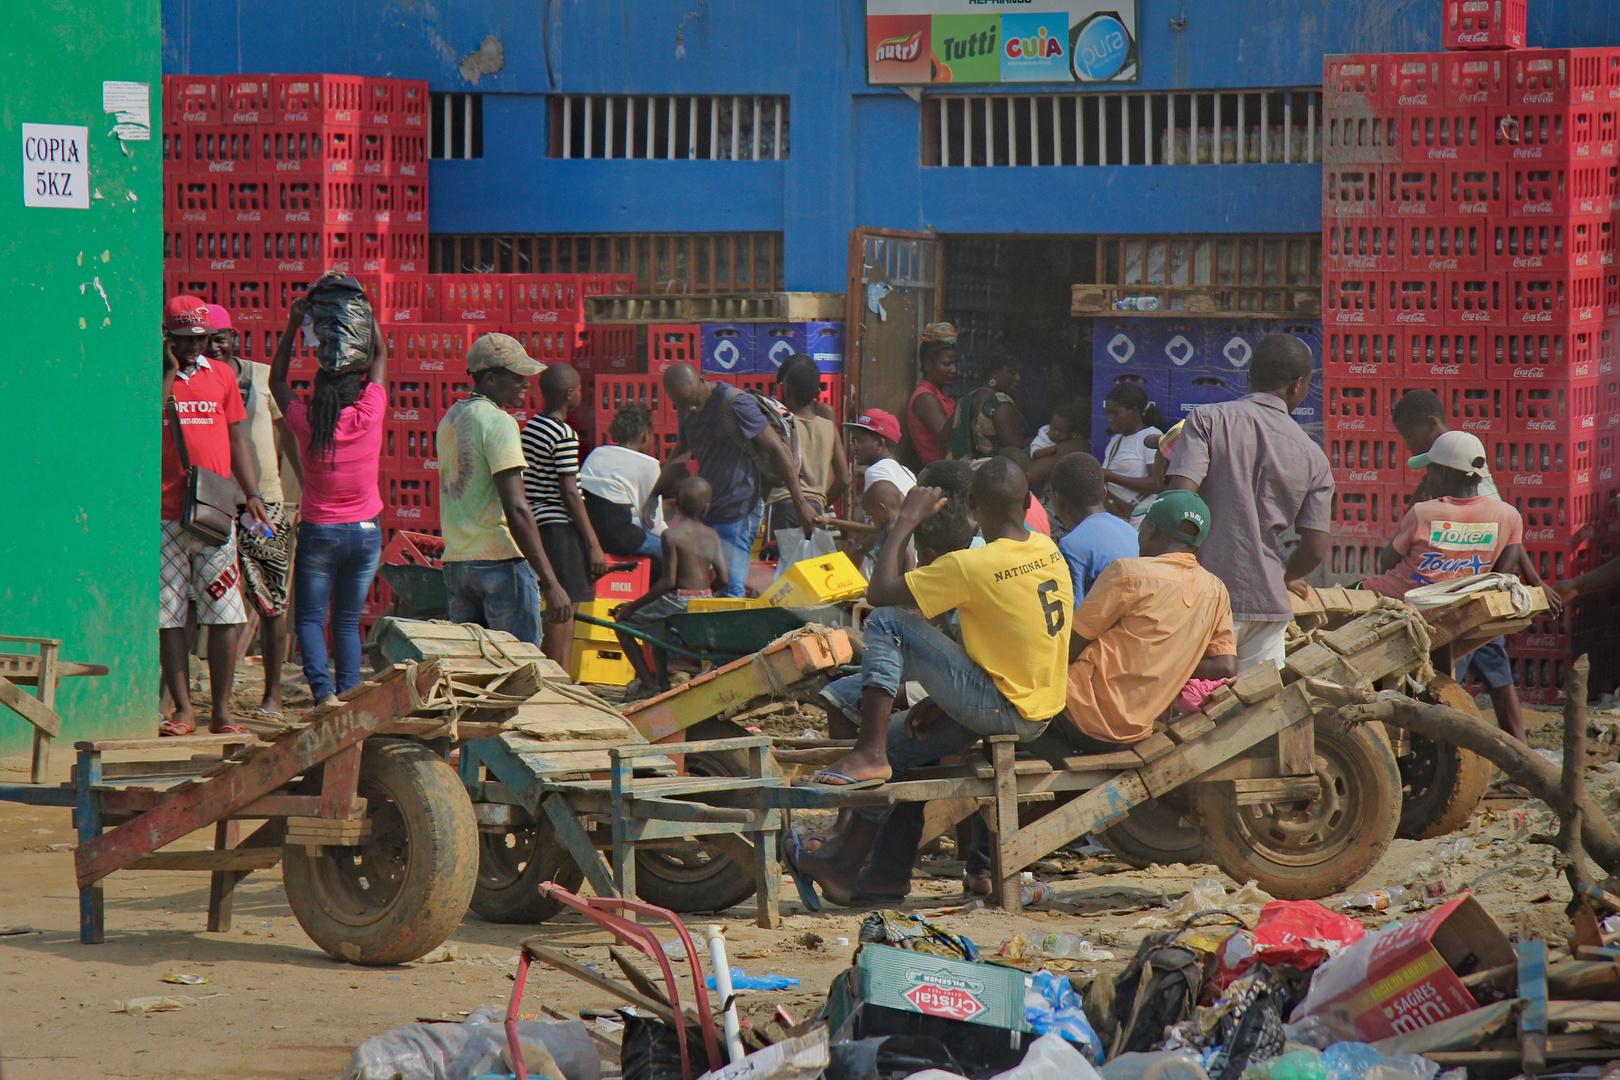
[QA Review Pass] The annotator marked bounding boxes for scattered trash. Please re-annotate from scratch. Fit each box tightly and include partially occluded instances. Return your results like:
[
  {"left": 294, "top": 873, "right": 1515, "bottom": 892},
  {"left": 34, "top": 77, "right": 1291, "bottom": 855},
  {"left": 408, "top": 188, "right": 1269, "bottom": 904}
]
[
  {"left": 113, "top": 995, "right": 197, "bottom": 1016},
  {"left": 834, "top": 937, "right": 848, "bottom": 947},
  {"left": 997, "top": 933, "right": 1115, "bottom": 968},
  {"left": 859, "top": 910, "right": 978, "bottom": 960},
  {"left": 0, "top": 925, "right": 35, "bottom": 936},
  {"left": 705, "top": 967, "right": 800, "bottom": 992},
  {"left": 1134, "top": 879, "right": 1274, "bottom": 931},
  {"left": 1339, "top": 886, "right": 1408, "bottom": 912},
  {"left": 416, "top": 943, "right": 467, "bottom": 964},
  {"left": 735, "top": 946, "right": 774, "bottom": 960},
  {"left": 341, "top": 1013, "right": 599, "bottom": 1080},
  {"left": 1024, "top": 970, "right": 1105, "bottom": 1061},
  {"left": 695, "top": 1025, "right": 829, "bottom": 1080},
  {"left": 161, "top": 973, "right": 209, "bottom": 985}
]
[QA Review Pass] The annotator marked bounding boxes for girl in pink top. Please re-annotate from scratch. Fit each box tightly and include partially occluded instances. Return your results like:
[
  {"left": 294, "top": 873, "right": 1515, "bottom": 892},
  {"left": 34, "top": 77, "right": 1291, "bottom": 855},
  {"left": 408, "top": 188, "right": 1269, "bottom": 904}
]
[
  {"left": 905, "top": 339, "right": 958, "bottom": 465},
  {"left": 269, "top": 297, "right": 389, "bottom": 706}
]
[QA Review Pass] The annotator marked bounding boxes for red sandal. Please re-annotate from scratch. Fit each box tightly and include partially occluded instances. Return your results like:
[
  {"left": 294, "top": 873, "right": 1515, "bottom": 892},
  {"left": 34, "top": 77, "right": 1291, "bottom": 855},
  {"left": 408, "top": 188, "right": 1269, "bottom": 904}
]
[{"left": 158, "top": 718, "right": 195, "bottom": 737}]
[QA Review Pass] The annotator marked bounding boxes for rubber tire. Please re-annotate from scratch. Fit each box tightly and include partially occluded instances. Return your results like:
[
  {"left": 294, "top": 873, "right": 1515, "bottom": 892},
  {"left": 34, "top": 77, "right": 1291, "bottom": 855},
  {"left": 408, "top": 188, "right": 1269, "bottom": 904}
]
[
  {"left": 629, "top": 719, "right": 759, "bottom": 914},
  {"left": 1193, "top": 715, "right": 1402, "bottom": 900},
  {"left": 468, "top": 819, "right": 586, "bottom": 924},
  {"left": 283, "top": 739, "right": 479, "bottom": 966},
  {"left": 1097, "top": 799, "right": 1206, "bottom": 869},
  {"left": 1396, "top": 676, "right": 1494, "bottom": 841}
]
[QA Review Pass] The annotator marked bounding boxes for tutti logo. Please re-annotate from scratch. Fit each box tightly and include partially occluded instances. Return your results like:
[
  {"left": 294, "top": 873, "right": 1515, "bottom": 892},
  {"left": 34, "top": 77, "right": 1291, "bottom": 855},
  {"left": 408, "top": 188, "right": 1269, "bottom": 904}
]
[{"left": 875, "top": 31, "right": 922, "bottom": 63}]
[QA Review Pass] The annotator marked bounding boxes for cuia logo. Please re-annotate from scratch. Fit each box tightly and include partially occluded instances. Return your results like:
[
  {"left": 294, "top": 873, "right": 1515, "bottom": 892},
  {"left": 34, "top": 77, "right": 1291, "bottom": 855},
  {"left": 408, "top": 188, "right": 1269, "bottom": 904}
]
[
  {"left": 875, "top": 31, "right": 922, "bottom": 63},
  {"left": 1006, "top": 27, "right": 1064, "bottom": 60}
]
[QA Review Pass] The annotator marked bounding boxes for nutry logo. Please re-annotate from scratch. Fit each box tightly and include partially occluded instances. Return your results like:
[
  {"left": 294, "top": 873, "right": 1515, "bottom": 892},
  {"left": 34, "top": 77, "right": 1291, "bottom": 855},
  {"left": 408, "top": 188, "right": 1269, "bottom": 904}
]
[
  {"left": 1457, "top": 202, "right": 1487, "bottom": 214},
  {"left": 875, "top": 31, "right": 922, "bottom": 62},
  {"left": 1512, "top": 367, "right": 1546, "bottom": 378},
  {"left": 1107, "top": 333, "right": 1136, "bottom": 364}
]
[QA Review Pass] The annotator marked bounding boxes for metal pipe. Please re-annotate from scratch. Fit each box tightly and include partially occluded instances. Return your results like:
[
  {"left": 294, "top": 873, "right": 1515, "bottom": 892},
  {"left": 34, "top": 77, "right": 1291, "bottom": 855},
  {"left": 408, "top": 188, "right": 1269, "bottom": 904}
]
[{"left": 706, "top": 925, "right": 745, "bottom": 1064}]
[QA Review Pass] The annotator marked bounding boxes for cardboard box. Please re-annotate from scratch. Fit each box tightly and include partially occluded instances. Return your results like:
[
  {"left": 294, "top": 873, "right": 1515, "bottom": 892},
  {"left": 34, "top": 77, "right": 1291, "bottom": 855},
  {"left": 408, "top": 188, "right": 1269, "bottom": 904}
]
[
  {"left": 762, "top": 551, "right": 865, "bottom": 608},
  {"left": 1295, "top": 893, "right": 1513, "bottom": 1041},
  {"left": 856, "top": 944, "right": 1030, "bottom": 1031}
]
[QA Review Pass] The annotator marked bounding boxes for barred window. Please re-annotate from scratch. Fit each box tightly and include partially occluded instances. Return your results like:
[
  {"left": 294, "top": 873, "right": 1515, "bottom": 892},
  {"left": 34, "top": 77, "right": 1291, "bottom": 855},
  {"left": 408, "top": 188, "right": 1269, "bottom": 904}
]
[
  {"left": 548, "top": 95, "right": 789, "bottom": 160},
  {"left": 429, "top": 232, "right": 785, "bottom": 293},
  {"left": 430, "top": 93, "right": 482, "bottom": 159}
]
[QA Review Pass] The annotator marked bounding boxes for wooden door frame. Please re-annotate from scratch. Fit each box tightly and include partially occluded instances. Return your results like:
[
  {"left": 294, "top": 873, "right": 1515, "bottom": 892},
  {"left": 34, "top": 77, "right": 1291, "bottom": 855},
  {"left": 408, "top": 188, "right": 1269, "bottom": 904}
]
[{"left": 843, "top": 228, "right": 945, "bottom": 418}]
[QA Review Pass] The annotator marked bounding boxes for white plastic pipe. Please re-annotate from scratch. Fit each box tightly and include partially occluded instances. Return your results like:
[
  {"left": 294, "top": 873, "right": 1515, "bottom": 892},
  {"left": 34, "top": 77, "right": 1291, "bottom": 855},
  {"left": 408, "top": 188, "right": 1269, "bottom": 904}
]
[{"left": 705, "top": 924, "right": 745, "bottom": 1063}]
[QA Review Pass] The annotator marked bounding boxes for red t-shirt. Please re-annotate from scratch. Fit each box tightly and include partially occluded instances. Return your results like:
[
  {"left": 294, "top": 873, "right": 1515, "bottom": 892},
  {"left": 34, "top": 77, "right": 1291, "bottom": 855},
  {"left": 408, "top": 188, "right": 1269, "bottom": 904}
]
[
  {"left": 906, "top": 380, "right": 955, "bottom": 465},
  {"left": 1362, "top": 495, "right": 1524, "bottom": 599},
  {"left": 162, "top": 358, "right": 247, "bottom": 521}
]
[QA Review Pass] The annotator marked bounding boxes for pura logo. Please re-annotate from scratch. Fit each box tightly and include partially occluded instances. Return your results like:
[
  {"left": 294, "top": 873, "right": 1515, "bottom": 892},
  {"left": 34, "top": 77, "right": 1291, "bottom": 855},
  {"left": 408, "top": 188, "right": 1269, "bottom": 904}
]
[
  {"left": 875, "top": 32, "right": 922, "bottom": 63},
  {"left": 1005, "top": 27, "right": 1063, "bottom": 60}
]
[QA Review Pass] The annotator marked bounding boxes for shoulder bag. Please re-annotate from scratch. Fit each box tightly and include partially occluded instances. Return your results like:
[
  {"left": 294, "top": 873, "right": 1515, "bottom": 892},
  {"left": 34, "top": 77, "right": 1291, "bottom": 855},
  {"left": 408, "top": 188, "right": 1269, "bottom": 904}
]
[{"left": 167, "top": 396, "right": 237, "bottom": 546}]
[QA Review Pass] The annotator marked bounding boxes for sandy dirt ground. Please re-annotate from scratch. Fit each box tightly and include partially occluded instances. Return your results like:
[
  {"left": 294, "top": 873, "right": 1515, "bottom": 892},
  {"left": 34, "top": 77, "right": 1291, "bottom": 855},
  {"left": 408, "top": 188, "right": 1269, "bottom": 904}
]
[{"left": 0, "top": 661, "right": 1609, "bottom": 1080}]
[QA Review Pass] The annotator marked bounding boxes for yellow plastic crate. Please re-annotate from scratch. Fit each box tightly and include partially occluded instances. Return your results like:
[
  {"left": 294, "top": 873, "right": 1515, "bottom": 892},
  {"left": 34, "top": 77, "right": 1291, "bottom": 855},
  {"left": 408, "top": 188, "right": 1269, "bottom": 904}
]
[
  {"left": 685, "top": 596, "right": 767, "bottom": 613},
  {"left": 761, "top": 551, "right": 866, "bottom": 607},
  {"left": 568, "top": 642, "right": 635, "bottom": 686},
  {"left": 575, "top": 598, "right": 628, "bottom": 643}
]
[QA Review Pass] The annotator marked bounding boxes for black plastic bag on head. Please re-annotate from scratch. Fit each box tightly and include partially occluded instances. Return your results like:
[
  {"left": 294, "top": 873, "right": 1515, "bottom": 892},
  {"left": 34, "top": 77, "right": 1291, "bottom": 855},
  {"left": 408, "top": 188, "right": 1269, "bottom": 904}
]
[{"left": 308, "top": 273, "right": 375, "bottom": 374}]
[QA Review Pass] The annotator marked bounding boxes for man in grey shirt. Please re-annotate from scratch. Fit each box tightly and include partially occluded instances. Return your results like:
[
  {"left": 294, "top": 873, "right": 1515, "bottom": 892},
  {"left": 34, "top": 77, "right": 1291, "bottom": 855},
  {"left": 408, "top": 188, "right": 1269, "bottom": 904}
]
[{"left": 1166, "top": 334, "right": 1332, "bottom": 671}]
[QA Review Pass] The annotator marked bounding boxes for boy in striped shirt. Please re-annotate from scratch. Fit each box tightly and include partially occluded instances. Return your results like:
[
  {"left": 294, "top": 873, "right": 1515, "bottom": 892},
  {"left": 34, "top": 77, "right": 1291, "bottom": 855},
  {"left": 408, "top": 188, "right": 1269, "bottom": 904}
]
[{"left": 522, "top": 363, "right": 608, "bottom": 667}]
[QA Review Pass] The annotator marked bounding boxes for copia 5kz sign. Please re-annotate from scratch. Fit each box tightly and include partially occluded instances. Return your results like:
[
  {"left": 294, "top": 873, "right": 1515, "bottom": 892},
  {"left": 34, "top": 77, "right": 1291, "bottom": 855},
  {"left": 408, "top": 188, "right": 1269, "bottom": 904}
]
[{"left": 866, "top": 1, "right": 1139, "bottom": 86}]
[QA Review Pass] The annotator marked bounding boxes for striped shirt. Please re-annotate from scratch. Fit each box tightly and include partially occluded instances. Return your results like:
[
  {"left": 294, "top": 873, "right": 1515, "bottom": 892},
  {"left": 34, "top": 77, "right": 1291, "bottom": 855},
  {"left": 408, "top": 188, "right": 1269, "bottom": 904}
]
[{"left": 520, "top": 414, "right": 579, "bottom": 527}]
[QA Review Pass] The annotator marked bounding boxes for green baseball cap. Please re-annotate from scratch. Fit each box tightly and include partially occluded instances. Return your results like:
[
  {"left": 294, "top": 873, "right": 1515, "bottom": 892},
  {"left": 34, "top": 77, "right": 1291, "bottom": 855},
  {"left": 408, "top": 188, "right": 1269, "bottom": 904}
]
[{"left": 1145, "top": 489, "right": 1212, "bottom": 547}]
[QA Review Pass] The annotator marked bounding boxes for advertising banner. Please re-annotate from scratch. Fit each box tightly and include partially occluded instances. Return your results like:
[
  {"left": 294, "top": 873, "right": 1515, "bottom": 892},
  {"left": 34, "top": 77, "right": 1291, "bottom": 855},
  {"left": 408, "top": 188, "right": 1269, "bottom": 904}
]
[{"left": 866, "top": 1, "right": 1139, "bottom": 86}]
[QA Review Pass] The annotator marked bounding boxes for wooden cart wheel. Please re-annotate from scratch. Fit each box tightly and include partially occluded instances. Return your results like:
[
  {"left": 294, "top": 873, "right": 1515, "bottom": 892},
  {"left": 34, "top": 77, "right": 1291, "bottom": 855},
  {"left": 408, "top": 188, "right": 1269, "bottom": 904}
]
[
  {"left": 469, "top": 820, "right": 585, "bottom": 924},
  {"left": 629, "top": 719, "right": 759, "bottom": 914},
  {"left": 1396, "top": 675, "right": 1494, "bottom": 840},
  {"left": 283, "top": 739, "right": 479, "bottom": 965},
  {"left": 1096, "top": 798, "right": 1206, "bottom": 869},
  {"left": 1193, "top": 715, "right": 1401, "bottom": 900}
]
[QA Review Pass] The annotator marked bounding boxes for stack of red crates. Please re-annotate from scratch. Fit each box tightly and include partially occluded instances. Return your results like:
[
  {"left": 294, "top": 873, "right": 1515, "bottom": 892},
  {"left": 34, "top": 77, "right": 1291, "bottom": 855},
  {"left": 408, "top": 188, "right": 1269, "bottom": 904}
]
[{"left": 1323, "top": 25, "right": 1620, "bottom": 701}]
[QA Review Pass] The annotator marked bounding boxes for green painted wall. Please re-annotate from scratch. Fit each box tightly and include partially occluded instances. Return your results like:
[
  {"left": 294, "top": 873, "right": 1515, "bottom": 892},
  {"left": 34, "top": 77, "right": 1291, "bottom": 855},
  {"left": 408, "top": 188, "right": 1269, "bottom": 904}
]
[{"left": 0, "top": 1, "right": 161, "bottom": 757}]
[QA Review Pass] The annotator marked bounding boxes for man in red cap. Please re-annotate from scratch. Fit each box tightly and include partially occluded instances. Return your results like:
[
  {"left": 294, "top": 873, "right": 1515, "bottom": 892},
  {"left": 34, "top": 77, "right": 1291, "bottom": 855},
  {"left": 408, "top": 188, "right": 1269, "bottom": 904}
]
[
  {"left": 844, "top": 407, "right": 914, "bottom": 499},
  {"left": 159, "top": 295, "right": 271, "bottom": 736}
]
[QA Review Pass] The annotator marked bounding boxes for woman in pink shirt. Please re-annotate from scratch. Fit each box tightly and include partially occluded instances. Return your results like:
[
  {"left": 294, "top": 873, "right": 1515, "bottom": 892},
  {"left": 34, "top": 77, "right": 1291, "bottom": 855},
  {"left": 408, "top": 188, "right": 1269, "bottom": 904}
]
[
  {"left": 269, "top": 298, "right": 388, "bottom": 707},
  {"left": 905, "top": 333, "right": 958, "bottom": 466}
]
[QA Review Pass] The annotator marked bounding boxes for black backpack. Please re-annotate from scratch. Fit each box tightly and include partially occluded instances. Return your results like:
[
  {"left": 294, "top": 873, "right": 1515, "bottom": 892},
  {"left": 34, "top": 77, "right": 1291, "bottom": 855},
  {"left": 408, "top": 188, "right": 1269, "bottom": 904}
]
[
  {"left": 717, "top": 384, "right": 800, "bottom": 490},
  {"left": 1111, "top": 910, "right": 1238, "bottom": 1056}
]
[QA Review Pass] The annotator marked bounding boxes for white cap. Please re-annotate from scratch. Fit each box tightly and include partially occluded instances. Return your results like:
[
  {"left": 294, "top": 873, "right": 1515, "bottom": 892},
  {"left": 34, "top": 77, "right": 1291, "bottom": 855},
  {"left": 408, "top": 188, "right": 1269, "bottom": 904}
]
[{"left": 1412, "top": 429, "right": 1489, "bottom": 477}]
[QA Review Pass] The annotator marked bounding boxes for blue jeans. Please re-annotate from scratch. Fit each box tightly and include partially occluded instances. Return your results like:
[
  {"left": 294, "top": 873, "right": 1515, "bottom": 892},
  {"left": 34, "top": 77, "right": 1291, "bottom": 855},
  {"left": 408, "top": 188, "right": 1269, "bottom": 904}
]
[
  {"left": 634, "top": 530, "right": 664, "bottom": 559},
  {"left": 1457, "top": 635, "right": 1514, "bottom": 690},
  {"left": 708, "top": 501, "right": 764, "bottom": 599},
  {"left": 294, "top": 520, "right": 383, "bottom": 701},
  {"left": 444, "top": 558, "right": 542, "bottom": 646},
  {"left": 833, "top": 607, "right": 1051, "bottom": 822}
]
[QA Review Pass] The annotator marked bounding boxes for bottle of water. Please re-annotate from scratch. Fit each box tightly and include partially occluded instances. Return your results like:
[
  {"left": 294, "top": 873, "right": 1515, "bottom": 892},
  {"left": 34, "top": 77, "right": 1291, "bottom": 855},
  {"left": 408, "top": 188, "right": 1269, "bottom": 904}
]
[
  {"left": 1114, "top": 296, "right": 1161, "bottom": 311},
  {"left": 239, "top": 512, "right": 275, "bottom": 541},
  {"left": 1342, "top": 885, "right": 1408, "bottom": 911}
]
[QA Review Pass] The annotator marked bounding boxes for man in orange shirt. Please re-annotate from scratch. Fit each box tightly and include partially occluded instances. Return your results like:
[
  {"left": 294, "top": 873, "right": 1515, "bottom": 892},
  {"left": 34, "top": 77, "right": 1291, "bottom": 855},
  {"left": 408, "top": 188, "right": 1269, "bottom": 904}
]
[{"left": 1062, "top": 490, "right": 1238, "bottom": 749}]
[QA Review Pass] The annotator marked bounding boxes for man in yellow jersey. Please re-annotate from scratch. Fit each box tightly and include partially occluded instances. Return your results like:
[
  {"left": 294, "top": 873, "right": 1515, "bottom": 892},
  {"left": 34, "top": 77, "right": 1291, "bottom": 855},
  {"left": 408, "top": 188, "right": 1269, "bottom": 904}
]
[{"left": 796, "top": 457, "right": 1071, "bottom": 904}]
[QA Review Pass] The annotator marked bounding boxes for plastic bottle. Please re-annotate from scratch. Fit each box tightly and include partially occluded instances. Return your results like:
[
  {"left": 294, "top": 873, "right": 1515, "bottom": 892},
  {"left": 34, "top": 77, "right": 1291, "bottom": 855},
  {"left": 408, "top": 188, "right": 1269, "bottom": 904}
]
[
  {"left": 1022, "top": 880, "right": 1053, "bottom": 905},
  {"left": 1036, "top": 933, "right": 1115, "bottom": 962},
  {"left": 1266, "top": 1048, "right": 1327, "bottom": 1080},
  {"left": 239, "top": 511, "right": 275, "bottom": 540},
  {"left": 1323, "top": 1041, "right": 1382, "bottom": 1080},
  {"left": 1114, "top": 296, "right": 1162, "bottom": 311},
  {"left": 1100, "top": 1051, "right": 1209, "bottom": 1080},
  {"left": 1341, "top": 885, "right": 1408, "bottom": 911}
]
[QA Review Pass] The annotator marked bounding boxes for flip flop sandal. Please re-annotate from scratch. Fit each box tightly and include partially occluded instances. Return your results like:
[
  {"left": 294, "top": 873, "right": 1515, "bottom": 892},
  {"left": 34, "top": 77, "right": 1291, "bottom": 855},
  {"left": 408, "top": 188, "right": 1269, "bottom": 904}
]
[
  {"left": 780, "top": 832, "right": 823, "bottom": 913},
  {"left": 158, "top": 719, "right": 196, "bottom": 737},
  {"left": 208, "top": 723, "right": 249, "bottom": 736},
  {"left": 254, "top": 707, "right": 284, "bottom": 720},
  {"left": 797, "top": 771, "right": 886, "bottom": 791}
]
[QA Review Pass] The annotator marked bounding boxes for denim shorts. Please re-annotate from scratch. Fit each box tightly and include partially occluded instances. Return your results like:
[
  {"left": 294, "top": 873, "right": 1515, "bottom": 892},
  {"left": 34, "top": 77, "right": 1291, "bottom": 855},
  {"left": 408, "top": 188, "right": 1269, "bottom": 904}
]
[
  {"left": 443, "top": 558, "right": 542, "bottom": 646},
  {"left": 1457, "top": 635, "right": 1514, "bottom": 690}
]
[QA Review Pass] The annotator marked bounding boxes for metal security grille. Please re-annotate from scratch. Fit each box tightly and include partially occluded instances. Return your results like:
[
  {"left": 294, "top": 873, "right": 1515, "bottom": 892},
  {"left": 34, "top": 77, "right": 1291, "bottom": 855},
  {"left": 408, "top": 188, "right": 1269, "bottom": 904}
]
[
  {"left": 430, "top": 93, "right": 483, "bottom": 159},
  {"left": 1098, "top": 235, "right": 1322, "bottom": 286},
  {"left": 922, "top": 89, "right": 1324, "bottom": 167},
  {"left": 429, "top": 232, "right": 785, "bottom": 293},
  {"left": 548, "top": 95, "right": 790, "bottom": 160}
]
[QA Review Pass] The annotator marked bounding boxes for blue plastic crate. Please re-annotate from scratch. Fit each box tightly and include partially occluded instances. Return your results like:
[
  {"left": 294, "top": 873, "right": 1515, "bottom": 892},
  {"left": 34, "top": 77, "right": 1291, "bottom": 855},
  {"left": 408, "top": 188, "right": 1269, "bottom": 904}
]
[
  {"left": 754, "top": 323, "right": 805, "bottom": 374},
  {"left": 803, "top": 320, "right": 845, "bottom": 373},
  {"left": 1205, "top": 322, "right": 1261, "bottom": 378},
  {"left": 1091, "top": 318, "right": 1165, "bottom": 456},
  {"left": 1154, "top": 321, "right": 1207, "bottom": 374},
  {"left": 1169, "top": 369, "right": 1244, "bottom": 427},
  {"left": 700, "top": 323, "right": 755, "bottom": 375}
]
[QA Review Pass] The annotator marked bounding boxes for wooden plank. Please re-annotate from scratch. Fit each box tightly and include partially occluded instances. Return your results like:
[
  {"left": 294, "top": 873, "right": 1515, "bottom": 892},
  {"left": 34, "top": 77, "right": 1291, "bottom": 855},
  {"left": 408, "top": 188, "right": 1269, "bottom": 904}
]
[
  {"left": 1202, "top": 687, "right": 1245, "bottom": 722},
  {"left": 76, "top": 734, "right": 256, "bottom": 752},
  {"left": 125, "top": 848, "right": 284, "bottom": 872},
  {"left": 541, "top": 793, "right": 619, "bottom": 900},
  {"left": 319, "top": 743, "right": 362, "bottom": 819},
  {"left": 1227, "top": 776, "right": 1322, "bottom": 805},
  {"left": 206, "top": 819, "right": 240, "bottom": 932},
  {"left": 231, "top": 794, "right": 323, "bottom": 819},
  {"left": 1546, "top": 1000, "right": 1620, "bottom": 1023},
  {"left": 96, "top": 758, "right": 222, "bottom": 782},
  {"left": 1130, "top": 733, "right": 1176, "bottom": 766},
  {"left": 988, "top": 737, "right": 1021, "bottom": 912},
  {"left": 1060, "top": 750, "right": 1144, "bottom": 771},
  {"left": 997, "top": 770, "right": 1152, "bottom": 874},
  {"left": 1518, "top": 940, "right": 1548, "bottom": 1073},
  {"left": 1232, "top": 663, "right": 1284, "bottom": 704},
  {"left": 626, "top": 797, "right": 752, "bottom": 823},
  {"left": 0, "top": 672, "right": 62, "bottom": 737},
  {"left": 32, "top": 642, "right": 58, "bottom": 784},
  {"left": 74, "top": 664, "right": 430, "bottom": 888},
  {"left": 0, "top": 656, "right": 107, "bottom": 683},
  {"left": 1277, "top": 719, "right": 1315, "bottom": 775},
  {"left": 521, "top": 942, "right": 678, "bottom": 1026},
  {"left": 1166, "top": 713, "right": 1215, "bottom": 744}
]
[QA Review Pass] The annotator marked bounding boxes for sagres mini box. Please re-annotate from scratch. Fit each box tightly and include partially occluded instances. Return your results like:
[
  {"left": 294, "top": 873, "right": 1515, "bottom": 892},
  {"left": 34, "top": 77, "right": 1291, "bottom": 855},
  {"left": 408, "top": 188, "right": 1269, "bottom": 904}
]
[{"left": 857, "top": 943, "right": 1030, "bottom": 1030}]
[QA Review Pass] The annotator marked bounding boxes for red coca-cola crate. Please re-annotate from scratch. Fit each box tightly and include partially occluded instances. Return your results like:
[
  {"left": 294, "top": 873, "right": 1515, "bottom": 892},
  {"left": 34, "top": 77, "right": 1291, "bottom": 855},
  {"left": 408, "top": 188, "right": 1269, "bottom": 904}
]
[
  {"left": 388, "top": 377, "right": 435, "bottom": 424},
  {"left": 220, "top": 178, "right": 272, "bottom": 225},
  {"left": 1490, "top": 434, "right": 1597, "bottom": 489},
  {"left": 508, "top": 275, "right": 626, "bottom": 323},
  {"left": 257, "top": 225, "right": 356, "bottom": 275},
  {"left": 1385, "top": 54, "right": 1443, "bottom": 109},
  {"left": 247, "top": 326, "right": 317, "bottom": 372},
  {"left": 1444, "top": 164, "right": 1507, "bottom": 216},
  {"left": 387, "top": 130, "right": 428, "bottom": 178},
  {"left": 162, "top": 227, "right": 188, "bottom": 271},
  {"left": 427, "top": 276, "right": 509, "bottom": 322},
  {"left": 163, "top": 272, "right": 217, "bottom": 305},
  {"left": 1510, "top": 48, "right": 1609, "bottom": 107},
  {"left": 1443, "top": 53, "right": 1509, "bottom": 108},
  {"left": 1329, "top": 482, "right": 1399, "bottom": 539},
  {"left": 1329, "top": 430, "right": 1409, "bottom": 486},
  {"left": 575, "top": 325, "right": 639, "bottom": 374},
  {"left": 364, "top": 79, "right": 399, "bottom": 127},
  {"left": 1507, "top": 161, "right": 1609, "bottom": 217},
  {"left": 1489, "top": 104, "right": 1610, "bottom": 162},
  {"left": 595, "top": 374, "right": 672, "bottom": 431},
  {"left": 168, "top": 178, "right": 219, "bottom": 225},
  {"left": 185, "top": 226, "right": 257, "bottom": 273},
  {"left": 1405, "top": 219, "right": 1484, "bottom": 272},
  {"left": 382, "top": 471, "right": 437, "bottom": 530},
  {"left": 1324, "top": 110, "right": 1401, "bottom": 164},
  {"left": 648, "top": 324, "right": 701, "bottom": 373},
  {"left": 161, "top": 129, "right": 194, "bottom": 174},
  {"left": 1608, "top": 269, "right": 1620, "bottom": 320},
  {"left": 258, "top": 126, "right": 362, "bottom": 177},
  {"left": 1443, "top": 273, "right": 1504, "bottom": 325},
  {"left": 1511, "top": 653, "right": 1567, "bottom": 706},
  {"left": 1492, "top": 327, "right": 1596, "bottom": 380},
  {"left": 1507, "top": 269, "right": 1604, "bottom": 326},
  {"left": 1400, "top": 328, "right": 1491, "bottom": 380},
  {"left": 164, "top": 74, "right": 219, "bottom": 126},
  {"left": 1507, "top": 378, "right": 1603, "bottom": 435},
  {"left": 356, "top": 272, "right": 426, "bottom": 323},
  {"left": 357, "top": 129, "right": 389, "bottom": 177},
  {"left": 1387, "top": 273, "right": 1444, "bottom": 326},
  {"left": 364, "top": 179, "right": 426, "bottom": 228},
  {"left": 1323, "top": 271, "right": 1382, "bottom": 325},
  {"left": 1598, "top": 219, "right": 1618, "bottom": 269},
  {"left": 1400, "top": 108, "right": 1486, "bottom": 163},
  {"left": 1323, "top": 167, "right": 1386, "bottom": 217},
  {"left": 1388, "top": 167, "right": 1445, "bottom": 215},
  {"left": 433, "top": 372, "right": 479, "bottom": 414},
  {"left": 1323, "top": 378, "right": 1392, "bottom": 430},
  {"left": 385, "top": 325, "right": 473, "bottom": 375},
  {"left": 584, "top": 272, "right": 636, "bottom": 299},
  {"left": 219, "top": 273, "right": 277, "bottom": 324},
  {"left": 1325, "top": 55, "right": 1386, "bottom": 110},
  {"left": 1503, "top": 486, "right": 1601, "bottom": 545},
  {"left": 398, "top": 80, "right": 429, "bottom": 128},
  {"left": 221, "top": 75, "right": 272, "bottom": 125},
  {"left": 506, "top": 325, "right": 581, "bottom": 365},
  {"left": 1443, "top": 381, "right": 1507, "bottom": 434},
  {"left": 1326, "top": 537, "right": 1385, "bottom": 584},
  {"left": 388, "top": 423, "right": 439, "bottom": 475},
  {"left": 1443, "top": 0, "right": 1525, "bottom": 51},
  {"left": 188, "top": 126, "right": 258, "bottom": 176},
  {"left": 383, "top": 229, "right": 427, "bottom": 273},
  {"left": 271, "top": 74, "right": 367, "bottom": 126},
  {"left": 272, "top": 177, "right": 365, "bottom": 225},
  {"left": 1324, "top": 221, "right": 1400, "bottom": 273},
  {"left": 1491, "top": 217, "right": 1604, "bottom": 271}
]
